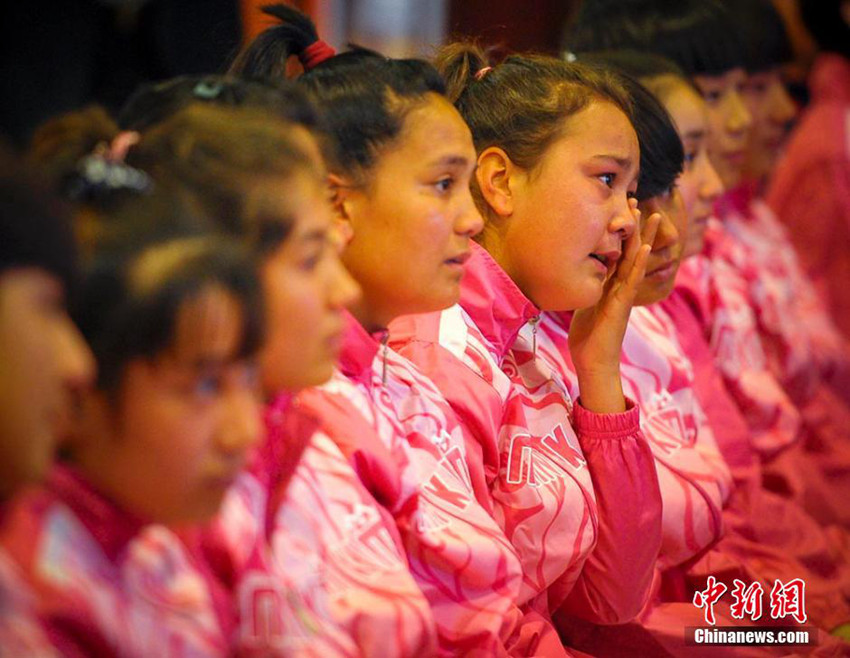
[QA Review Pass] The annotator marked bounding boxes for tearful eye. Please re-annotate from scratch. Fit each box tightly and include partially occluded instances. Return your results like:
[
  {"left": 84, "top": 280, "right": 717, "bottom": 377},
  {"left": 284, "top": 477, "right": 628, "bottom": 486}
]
[
  {"left": 598, "top": 173, "right": 615, "bottom": 187},
  {"left": 435, "top": 177, "right": 454, "bottom": 193}
]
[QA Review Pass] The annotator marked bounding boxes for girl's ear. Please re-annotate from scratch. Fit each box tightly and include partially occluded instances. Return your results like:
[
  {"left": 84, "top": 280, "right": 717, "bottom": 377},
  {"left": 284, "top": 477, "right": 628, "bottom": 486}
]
[
  {"left": 327, "top": 173, "right": 356, "bottom": 245},
  {"left": 475, "top": 146, "right": 522, "bottom": 218}
]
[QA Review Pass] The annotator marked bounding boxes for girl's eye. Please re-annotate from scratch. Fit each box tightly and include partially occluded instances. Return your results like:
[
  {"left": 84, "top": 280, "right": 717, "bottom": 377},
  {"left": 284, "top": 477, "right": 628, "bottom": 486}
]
[
  {"left": 598, "top": 173, "right": 615, "bottom": 187},
  {"left": 194, "top": 375, "right": 222, "bottom": 398},
  {"left": 299, "top": 247, "right": 325, "bottom": 272},
  {"left": 435, "top": 177, "right": 454, "bottom": 193},
  {"left": 684, "top": 150, "right": 698, "bottom": 167},
  {"left": 703, "top": 90, "right": 722, "bottom": 103},
  {"left": 242, "top": 363, "right": 260, "bottom": 389}
]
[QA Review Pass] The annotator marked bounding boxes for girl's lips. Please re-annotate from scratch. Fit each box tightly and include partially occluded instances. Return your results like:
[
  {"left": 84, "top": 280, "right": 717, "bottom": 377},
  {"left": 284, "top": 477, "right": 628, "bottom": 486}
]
[
  {"left": 588, "top": 254, "right": 610, "bottom": 276},
  {"left": 646, "top": 260, "right": 677, "bottom": 280},
  {"left": 445, "top": 251, "right": 471, "bottom": 266},
  {"left": 723, "top": 150, "right": 746, "bottom": 164}
]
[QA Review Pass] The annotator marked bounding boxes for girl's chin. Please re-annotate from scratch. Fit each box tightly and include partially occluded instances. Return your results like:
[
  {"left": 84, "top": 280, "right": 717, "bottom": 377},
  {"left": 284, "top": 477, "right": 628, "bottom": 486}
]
[{"left": 552, "top": 285, "right": 604, "bottom": 313}]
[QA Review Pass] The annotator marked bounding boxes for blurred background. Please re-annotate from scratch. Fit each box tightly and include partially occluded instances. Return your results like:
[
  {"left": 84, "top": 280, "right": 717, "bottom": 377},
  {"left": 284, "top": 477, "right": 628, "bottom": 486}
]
[{"left": 0, "top": 0, "right": 816, "bottom": 148}]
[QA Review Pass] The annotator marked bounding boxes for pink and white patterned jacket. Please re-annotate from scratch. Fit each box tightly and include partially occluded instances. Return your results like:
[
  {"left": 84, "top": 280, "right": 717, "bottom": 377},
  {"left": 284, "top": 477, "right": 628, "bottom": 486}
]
[
  {"left": 0, "top": 525, "right": 58, "bottom": 657},
  {"left": 674, "top": 224, "right": 802, "bottom": 459},
  {"left": 389, "top": 242, "right": 662, "bottom": 626},
  {"left": 294, "top": 313, "right": 565, "bottom": 657},
  {"left": 717, "top": 183, "right": 850, "bottom": 405},
  {"left": 657, "top": 292, "right": 850, "bottom": 631},
  {"left": 536, "top": 307, "right": 732, "bottom": 572},
  {"left": 208, "top": 395, "right": 436, "bottom": 657},
  {"left": 0, "top": 466, "right": 234, "bottom": 657}
]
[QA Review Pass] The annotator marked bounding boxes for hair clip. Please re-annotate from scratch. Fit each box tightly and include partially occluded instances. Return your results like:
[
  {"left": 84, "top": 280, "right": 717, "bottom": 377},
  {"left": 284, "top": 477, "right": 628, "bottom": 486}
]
[
  {"left": 66, "top": 153, "right": 152, "bottom": 201},
  {"left": 193, "top": 80, "right": 225, "bottom": 100}
]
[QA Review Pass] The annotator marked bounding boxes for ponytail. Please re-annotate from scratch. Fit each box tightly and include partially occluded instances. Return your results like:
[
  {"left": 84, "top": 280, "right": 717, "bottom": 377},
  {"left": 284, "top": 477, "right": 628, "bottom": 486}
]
[
  {"left": 229, "top": 4, "right": 335, "bottom": 78},
  {"left": 435, "top": 42, "right": 492, "bottom": 104}
]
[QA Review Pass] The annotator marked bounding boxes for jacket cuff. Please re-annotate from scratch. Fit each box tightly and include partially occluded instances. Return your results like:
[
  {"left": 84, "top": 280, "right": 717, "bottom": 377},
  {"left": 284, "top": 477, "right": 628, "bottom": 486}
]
[{"left": 572, "top": 397, "right": 640, "bottom": 439}]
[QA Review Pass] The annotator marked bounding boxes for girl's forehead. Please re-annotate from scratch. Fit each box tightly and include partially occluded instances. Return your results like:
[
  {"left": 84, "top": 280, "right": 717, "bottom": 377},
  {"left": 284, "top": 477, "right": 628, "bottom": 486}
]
[{"left": 169, "top": 287, "right": 245, "bottom": 365}]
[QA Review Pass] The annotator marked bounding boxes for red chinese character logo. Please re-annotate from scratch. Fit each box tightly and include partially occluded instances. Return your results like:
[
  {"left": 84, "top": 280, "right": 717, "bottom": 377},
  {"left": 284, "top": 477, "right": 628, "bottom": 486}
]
[
  {"left": 770, "top": 579, "right": 807, "bottom": 624},
  {"left": 693, "top": 575, "right": 728, "bottom": 625},
  {"left": 730, "top": 579, "right": 764, "bottom": 621}
]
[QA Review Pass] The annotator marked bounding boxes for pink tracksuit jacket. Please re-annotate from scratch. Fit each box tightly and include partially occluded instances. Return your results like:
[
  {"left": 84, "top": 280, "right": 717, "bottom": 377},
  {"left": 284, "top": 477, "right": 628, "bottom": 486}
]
[
  {"left": 207, "top": 394, "right": 437, "bottom": 657},
  {"left": 0, "top": 465, "right": 234, "bottom": 657},
  {"left": 536, "top": 307, "right": 732, "bottom": 573},
  {"left": 532, "top": 301, "right": 850, "bottom": 652},
  {"left": 767, "top": 53, "right": 850, "bottom": 338},
  {"left": 0, "top": 524, "right": 58, "bottom": 656},
  {"left": 683, "top": 215, "right": 850, "bottom": 528},
  {"left": 714, "top": 186, "right": 850, "bottom": 528},
  {"left": 389, "top": 242, "right": 662, "bottom": 627},
  {"left": 674, "top": 223, "right": 802, "bottom": 459},
  {"left": 294, "top": 312, "right": 566, "bottom": 656},
  {"left": 647, "top": 297, "right": 850, "bottom": 632},
  {"left": 717, "top": 183, "right": 850, "bottom": 404}
]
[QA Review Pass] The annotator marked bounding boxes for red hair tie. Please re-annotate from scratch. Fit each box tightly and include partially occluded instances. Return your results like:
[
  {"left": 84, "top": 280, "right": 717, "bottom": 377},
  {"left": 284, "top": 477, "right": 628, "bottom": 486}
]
[{"left": 300, "top": 40, "right": 336, "bottom": 71}]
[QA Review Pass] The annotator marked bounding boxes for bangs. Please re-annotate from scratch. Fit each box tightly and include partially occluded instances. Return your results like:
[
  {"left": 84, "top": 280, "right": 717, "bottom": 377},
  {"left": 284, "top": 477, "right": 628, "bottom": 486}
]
[
  {"left": 566, "top": 0, "right": 746, "bottom": 77},
  {"left": 653, "top": 10, "right": 745, "bottom": 76},
  {"left": 78, "top": 237, "right": 263, "bottom": 391},
  {"left": 725, "top": 0, "right": 792, "bottom": 72}
]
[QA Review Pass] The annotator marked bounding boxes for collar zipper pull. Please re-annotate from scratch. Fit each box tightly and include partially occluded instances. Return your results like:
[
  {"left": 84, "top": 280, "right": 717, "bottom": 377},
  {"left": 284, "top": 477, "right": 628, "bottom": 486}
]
[
  {"left": 381, "top": 332, "right": 389, "bottom": 385},
  {"left": 530, "top": 316, "right": 540, "bottom": 358}
]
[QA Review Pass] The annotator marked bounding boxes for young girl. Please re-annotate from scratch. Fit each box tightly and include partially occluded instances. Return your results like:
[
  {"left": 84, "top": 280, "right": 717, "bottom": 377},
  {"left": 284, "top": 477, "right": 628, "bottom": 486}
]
[
  {"left": 232, "top": 7, "right": 575, "bottom": 654},
  {"left": 0, "top": 178, "right": 265, "bottom": 654},
  {"left": 533, "top": 69, "right": 733, "bottom": 581},
  {"left": 572, "top": 0, "right": 850, "bottom": 518},
  {"left": 0, "top": 157, "right": 95, "bottom": 654},
  {"left": 767, "top": 0, "right": 850, "bottom": 337},
  {"left": 381, "top": 40, "right": 664, "bottom": 635},
  {"left": 529, "top": 63, "right": 850, "bottom": 651},
  {"left": 566, "top": 0, "right": 818, "bottom": 476},
  {"left": 115, "top": 94, "right": 436, "bottom": 656}
]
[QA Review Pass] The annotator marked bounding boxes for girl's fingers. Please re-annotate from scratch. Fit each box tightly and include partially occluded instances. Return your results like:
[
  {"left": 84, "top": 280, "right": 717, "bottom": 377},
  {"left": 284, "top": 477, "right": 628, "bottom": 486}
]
[
  {"left": 615, "top": 210, "right": 659, "bottom": 285},
  {"left": 624, "top": 243, "right": 653, "bottom": 291},
  {"left": 614, "top": 212, "right": 660, "bottom": 299},
  {"left": 623, "top": 214, "right": 660, "bottom": 290},
  {"left": 640, "top": 212, "right": 661, "bottom": 254}
]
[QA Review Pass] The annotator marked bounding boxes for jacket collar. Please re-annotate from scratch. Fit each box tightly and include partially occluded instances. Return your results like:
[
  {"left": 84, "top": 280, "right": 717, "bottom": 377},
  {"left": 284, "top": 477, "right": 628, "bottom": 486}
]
[
  {"left": 811, "top": 53, "right": 850, "bottom": 104},
  {"left": 717, "top": 180, "right": 759, "bottom": 219},
  {"left": 459, "top": 242, "right": 539, "bottom": 362},
  {"left": 546, "top": 310, "right": 575, "bottom": 332},
  {"left": 337, "top": 310, "right": 387, "bottom": 385},
  {"left": 47, "top": 464, "right": 147, "bottom": 562}
]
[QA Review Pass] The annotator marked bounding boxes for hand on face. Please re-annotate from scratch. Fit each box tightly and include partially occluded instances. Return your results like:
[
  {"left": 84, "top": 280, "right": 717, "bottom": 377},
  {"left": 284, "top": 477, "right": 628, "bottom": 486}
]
[{"left": 568, "top": 201, "right": 660, "bottom": 413}]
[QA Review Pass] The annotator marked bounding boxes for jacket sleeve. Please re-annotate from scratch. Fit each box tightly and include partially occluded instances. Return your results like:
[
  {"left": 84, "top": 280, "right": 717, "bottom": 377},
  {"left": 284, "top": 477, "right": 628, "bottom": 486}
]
[{"left": 553, "top": 400, "right": 663, "bottom": 624}]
